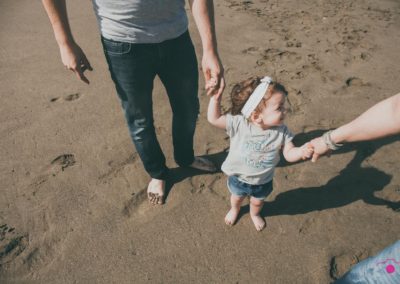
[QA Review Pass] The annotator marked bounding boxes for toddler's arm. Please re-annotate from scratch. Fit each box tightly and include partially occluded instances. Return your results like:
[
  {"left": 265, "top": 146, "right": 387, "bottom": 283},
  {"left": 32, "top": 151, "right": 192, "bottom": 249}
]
[
  {"left": 283, "top": 141, "right": 313, "bottom": 162},
  {"left": 207, "top": 94, "right": 226, "bottom": 129}
]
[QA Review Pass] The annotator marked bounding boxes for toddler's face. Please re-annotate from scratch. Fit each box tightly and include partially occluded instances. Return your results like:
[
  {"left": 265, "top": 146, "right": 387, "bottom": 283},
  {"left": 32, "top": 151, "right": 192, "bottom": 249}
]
[{"left": 258, "top": 92, "right": 286, "bottom": 127}]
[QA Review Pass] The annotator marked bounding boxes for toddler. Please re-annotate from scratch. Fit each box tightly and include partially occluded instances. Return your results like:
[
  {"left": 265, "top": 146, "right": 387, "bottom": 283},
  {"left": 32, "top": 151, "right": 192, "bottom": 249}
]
[{"left": 207, "top": 76, "right": 313, "bottom": 231}]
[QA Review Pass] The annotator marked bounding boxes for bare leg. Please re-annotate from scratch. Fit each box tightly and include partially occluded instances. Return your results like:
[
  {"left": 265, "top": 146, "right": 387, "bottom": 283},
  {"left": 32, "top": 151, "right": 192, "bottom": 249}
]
[
  {"left": 147, "top": 178, "right": 166, "bottom": 205},
  {"left": 225, "top": 194, "right": 245, "bottom": 226},
  {"left": 250, "top": 197, "right": 265, "bottom": 231}
]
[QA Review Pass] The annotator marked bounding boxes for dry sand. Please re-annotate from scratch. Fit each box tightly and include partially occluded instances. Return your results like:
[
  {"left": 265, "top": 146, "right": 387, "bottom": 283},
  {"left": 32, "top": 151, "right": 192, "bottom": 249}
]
[{"left": 1, "top": 0, "right": 400, "bottom": 283}]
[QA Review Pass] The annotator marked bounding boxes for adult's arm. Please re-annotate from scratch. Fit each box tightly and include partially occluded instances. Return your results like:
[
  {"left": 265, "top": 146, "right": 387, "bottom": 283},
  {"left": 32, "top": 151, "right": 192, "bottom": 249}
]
[
  {"left": 311, "top": 93, "right": 400, "bottom": 162},
  {"left": 42, "top": 0, "right": 92, "bottom": 83},
  {"left": 189, "top": 0, "right": 225, "bottom": 97}
]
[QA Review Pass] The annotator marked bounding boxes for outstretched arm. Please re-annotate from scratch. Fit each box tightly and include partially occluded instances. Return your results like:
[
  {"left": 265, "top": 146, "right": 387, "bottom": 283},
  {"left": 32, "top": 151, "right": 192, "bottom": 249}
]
[
  {"left": 207, "top": 95, "right": 226, "bottom": 129},
  {"left": 42, "top": 0, "right": 92, "bottom": 83},
  {"left": 189, "top": 0, "right": 225, "bottom": 97},
  {"left": 311, "top": 93, "right": 400, "bottom": 162},
  {"left": 283, "top": 141, "right": 314, "bottom": 163}
]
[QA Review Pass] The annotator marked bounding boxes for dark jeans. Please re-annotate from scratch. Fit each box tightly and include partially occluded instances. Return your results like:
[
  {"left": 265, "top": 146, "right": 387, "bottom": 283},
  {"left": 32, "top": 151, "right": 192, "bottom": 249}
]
[{"left": 101, "top": 31, "right": 199, "bottom": 179}]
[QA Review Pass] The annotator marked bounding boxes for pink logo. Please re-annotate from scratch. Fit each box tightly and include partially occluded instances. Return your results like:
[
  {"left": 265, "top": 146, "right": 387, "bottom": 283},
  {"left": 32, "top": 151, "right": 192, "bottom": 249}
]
[
  {"left": 386, "top": 264, "right": 395, "bottom": 274},
  {"left": 376, "top": 259, "right": 399, "bottom": 275}
]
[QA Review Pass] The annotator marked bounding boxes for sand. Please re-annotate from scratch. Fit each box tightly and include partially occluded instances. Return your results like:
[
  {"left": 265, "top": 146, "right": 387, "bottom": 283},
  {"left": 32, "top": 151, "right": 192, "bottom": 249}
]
[{"left": 1, "top": 0, "right": 399, "bottom": 283}]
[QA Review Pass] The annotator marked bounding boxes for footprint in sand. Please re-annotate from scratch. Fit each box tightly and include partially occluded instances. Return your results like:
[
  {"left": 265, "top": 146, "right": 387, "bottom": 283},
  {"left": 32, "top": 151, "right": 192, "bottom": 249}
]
[
  {"left": 262, "top": 48, "right": 302, "bottom": 63},
  {"left": 64, "top": 93, "right": 80, "bottom": 101},
  {"left": 333, "top": 77, "right": 370, "bottom": 96},
  {"left": 366, "top": 7, "right": 393, "bottom": 25},
  {"left": 285, "top": 88, "right": 305, "bottom": 115},
  {"left": 31, "top": 154, "right": 76, "bottom": 188},
  {"left": 241, "top": 46, "right": 259, "bottom": 54},
  {"left": 345, "top": 77, "right": 365, "bottom": 87},
  {"left": 122, "top": 189, "right": 148, "bottom": 217},
  {"left": 0, "top": 224, "right": 27, "bottom": 269},
  {"left": 50, "top": 154, "right": 76, "bottom": 171},
  {"left": 298, "top": 217, "right": 317, "bottom": 234},
  {"left": 359, "top": 52, "right": 372, "bottom": 61},
  {"left": 189, "top": 174, "right": 228, "bottom": 201},
  {"left": 49, "top": 93, "right": 81, "bottom": 103},
  {"left": 286, "top": 40, "right": 302, "bottom": 48},
  {"left": 330, "top": 250, "right": 369, "bottom": 280},
  {"left": 98, "top": 154, "right": 138, "bottom": 185},
  {"left": 123, "top": 173, "right": 227, "bottom": 219}
]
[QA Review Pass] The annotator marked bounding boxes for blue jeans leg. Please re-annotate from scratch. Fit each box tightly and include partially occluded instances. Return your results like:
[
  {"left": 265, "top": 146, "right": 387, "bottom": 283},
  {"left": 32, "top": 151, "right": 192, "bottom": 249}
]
[
  {"left": 101, "top": 37, "right": 168, "bottom": 179},
  {"left": 158, "top": 31, "right": 199, "bottom": 167},
  {"left": 101, "top": 31, "right": 199, "bottom": 179}
]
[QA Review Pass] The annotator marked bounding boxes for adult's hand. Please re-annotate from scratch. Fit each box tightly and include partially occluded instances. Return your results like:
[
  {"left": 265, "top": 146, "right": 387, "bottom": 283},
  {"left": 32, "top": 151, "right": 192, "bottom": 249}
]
[
  {"left": 202, "top": 51, "right": 225, "bottom": 98},
  {"left": 59, "top": 42, "right": 93, "bottom": 84},
  {"left": 310, "top": 137, "right": 331, "bottom": 162}
]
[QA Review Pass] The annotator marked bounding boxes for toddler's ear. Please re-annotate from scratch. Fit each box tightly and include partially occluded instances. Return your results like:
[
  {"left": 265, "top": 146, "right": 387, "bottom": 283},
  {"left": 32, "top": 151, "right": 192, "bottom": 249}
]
[{"left": 250, "top": 112, "right": 262, "bottom": 123}]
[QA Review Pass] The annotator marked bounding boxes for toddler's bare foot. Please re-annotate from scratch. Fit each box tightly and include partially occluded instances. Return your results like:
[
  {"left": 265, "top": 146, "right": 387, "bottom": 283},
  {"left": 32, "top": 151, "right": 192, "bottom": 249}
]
[
  {"left": 250, "top": 214, "right": 266, "bottom": 231},
  {"left": 225, "top": 208, "right": 240, "bottom": 226},
  {"left": 147, "top": 178, "right": 166, "bottom": 205}
]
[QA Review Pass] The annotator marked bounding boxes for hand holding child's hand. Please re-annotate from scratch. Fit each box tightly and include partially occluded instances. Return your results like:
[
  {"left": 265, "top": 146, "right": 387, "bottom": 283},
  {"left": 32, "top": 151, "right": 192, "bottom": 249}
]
[
  {"left": 300, "top": 142, "right": 314, "bottom": 160},
  {"left": 310, "top": 137, "right": 331, "bottom": 162},
  {"left": 206, "top": 78, "right": 219, "bottom": 97}
]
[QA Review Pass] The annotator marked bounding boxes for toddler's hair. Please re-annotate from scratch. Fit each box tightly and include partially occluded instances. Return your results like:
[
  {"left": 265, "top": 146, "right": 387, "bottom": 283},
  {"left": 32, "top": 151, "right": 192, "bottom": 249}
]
[{"left": 230, "top": 76, "right": 288, "bottom": 115}]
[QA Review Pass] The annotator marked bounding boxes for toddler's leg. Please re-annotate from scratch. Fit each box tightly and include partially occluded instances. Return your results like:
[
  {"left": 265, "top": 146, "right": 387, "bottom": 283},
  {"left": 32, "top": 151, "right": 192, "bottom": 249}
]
[
  {"left": 250, "top": 197, "right": 265, "bottom": 231},
  {"left": 225, "top": 194, "right": 245, "bottom": 226}
]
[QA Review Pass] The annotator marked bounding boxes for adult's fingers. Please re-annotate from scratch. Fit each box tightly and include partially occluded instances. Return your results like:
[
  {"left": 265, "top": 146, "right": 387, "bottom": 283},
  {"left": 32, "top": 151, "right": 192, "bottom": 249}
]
[
  {"left": 74, "top": 64, "right": 90, "bottom": 84},
  {"left": 207, "top": 72, "right": 225, "bottom": 97},
  {"left": 206, "top": 83, "right": 216, "bottom": 96},
  {"left": 203, "top": 68, "right": 211, "bottom": 85},
  {"left": 82, "top": 55, "right": 93, "bottom": 71}
]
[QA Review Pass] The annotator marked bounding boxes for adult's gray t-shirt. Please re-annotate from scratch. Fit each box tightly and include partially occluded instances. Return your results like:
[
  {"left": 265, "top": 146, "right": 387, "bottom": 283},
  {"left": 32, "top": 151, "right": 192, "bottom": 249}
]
[
  {"left": 221, "top": 114, "right": 294, "bottom": 185},
  {"left": 92, "top": 0, "right": 188, "bottom": 43}
]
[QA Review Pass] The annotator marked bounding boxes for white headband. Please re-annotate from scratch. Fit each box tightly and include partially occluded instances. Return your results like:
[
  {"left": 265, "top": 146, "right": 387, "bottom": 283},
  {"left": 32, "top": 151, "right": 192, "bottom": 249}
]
[{"left": 241, "top": 76, "right": 273, "bottom": 118}]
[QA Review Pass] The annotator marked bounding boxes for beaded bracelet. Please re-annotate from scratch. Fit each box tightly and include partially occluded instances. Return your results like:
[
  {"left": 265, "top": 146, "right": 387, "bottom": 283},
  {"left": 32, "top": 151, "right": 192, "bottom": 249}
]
[{"left": 322, "top": 130, "right": 343, "bottom": 150}]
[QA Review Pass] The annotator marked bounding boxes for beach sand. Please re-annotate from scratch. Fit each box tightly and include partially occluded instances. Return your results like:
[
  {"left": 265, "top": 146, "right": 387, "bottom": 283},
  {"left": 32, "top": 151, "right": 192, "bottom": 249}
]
[{"left": 1, "top": 0, "right": 399, "bottom": 283}]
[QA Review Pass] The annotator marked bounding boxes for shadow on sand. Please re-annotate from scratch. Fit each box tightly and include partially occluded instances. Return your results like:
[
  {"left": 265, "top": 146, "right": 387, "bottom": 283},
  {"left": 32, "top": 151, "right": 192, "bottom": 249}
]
[{"left": 164, "top": 129, "right": 399, "bottom": 215}]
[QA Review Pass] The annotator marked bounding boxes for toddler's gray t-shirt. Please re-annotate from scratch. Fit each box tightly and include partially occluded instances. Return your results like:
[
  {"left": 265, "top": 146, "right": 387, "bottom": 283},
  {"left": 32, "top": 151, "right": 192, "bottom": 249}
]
[
  {"left": 92, "top": 0, "right": 188, "bottom": 43},
  {"left": 221, "top": 114, "right": 294, "bottom": 185}
]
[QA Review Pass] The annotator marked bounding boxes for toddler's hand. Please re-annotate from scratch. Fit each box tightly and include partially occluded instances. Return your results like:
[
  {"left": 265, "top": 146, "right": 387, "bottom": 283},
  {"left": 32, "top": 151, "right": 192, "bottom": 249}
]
[
  {"left": 205, "top": 78, "right": 218, "bottom": 96},
  {"left": 301, "top": 142, "right": 314, "bottom": 160}
]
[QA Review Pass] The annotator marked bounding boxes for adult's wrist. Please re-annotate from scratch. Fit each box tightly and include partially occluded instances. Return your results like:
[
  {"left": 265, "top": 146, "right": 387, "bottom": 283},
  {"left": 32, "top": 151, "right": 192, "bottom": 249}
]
[
  {"left": 53, "top": 24, "right": 75, "bottom": 47},
  {"left": 203, "top": 46, "right": 219, "bottom": 58},
  {"left": 56, "top": 35, "right": 75, "bottom": 48},
  {"left": 330, "top": 128, "right": 348, "bottom": 145},
  {"left": 322, "top": 130, "right": 343, "bottom": 150}
]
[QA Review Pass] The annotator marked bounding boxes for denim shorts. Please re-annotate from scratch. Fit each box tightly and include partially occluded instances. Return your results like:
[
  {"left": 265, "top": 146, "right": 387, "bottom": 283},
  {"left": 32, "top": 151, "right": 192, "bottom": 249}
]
[{"left": 227, "top": 175, "right": 273, "bottom": 200}]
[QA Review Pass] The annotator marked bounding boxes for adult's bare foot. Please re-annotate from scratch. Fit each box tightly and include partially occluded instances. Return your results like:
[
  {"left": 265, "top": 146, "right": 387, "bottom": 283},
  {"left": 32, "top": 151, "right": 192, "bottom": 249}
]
[
  {"left": 225, "top": 208, "right": 240, "bottom": 226},
  {"left": 250, "top": 214, "right": 266, "bottom": 231},
  {"left": 147, "top": 178, "right": 166, "bottom": 205}
]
